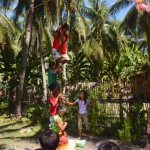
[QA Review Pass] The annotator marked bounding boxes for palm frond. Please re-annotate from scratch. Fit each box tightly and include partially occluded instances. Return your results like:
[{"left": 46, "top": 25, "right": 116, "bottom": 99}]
[
  {"left": 0, "top": 14, "right": 22, "bottom": 55},
  {"left": 109, "top": 0, "right": 133, "bottom": 16},
  {"left": 82, "top": 40, "right": 104, "bottom": 66},
  {"left": 0, "top": 0, "right": 15, "bottom": 10},
  {"left": 14, "top": 0, "right": 29, "bottom": 22},
  {"left": 120, "top": 6, "right": 139, "bottom": 32},
  {"left": 0, "top": 14, "right": 17, "bottom": 33}
]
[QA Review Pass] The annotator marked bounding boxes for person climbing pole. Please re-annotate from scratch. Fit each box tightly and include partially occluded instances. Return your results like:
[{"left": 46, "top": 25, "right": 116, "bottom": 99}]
[
  {"left": 48, "top": 62, "right": 62, "bottom": 91},
  {"left": 51, "top": 23, "right": 70, "bottom": 69},
  {"left": 48, "top": 82, "right": 67, "bottom": 129}
]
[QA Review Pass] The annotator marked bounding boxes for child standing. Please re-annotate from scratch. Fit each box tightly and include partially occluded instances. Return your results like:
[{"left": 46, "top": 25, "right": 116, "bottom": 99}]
[
  {"left": 66, "top": 90, "right": 90, "bottom": 139},
  {"left": 51, "top": 23, "right": 70, "bottom": 66}
]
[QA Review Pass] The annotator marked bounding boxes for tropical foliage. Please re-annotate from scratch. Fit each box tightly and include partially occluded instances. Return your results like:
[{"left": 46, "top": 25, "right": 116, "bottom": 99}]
[{"left": 0, "top": 0, "right": 150, "bottom": 143}]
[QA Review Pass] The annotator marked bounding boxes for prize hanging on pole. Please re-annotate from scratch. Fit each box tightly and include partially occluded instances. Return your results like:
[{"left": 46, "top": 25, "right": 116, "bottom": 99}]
[{"left": 135, "top": 0, "right": 150, "bottom": 12}]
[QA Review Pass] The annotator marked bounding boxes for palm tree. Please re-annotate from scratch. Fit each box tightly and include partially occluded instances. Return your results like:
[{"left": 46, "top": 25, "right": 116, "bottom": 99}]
[
  {"left": 0, "top": 0, "right": 57, "bottom": 115},
  {"left": 0, "top": 14, "right": 23, "bottom": 114},
  {"left": 30, "top": 18, "right": 53, "bottom": 102},
  {"left": 67, "top": 51, "right": 91, "bottom": 84},
  {"left": 80, "top": 0, "right": 124, "bottom": 82},
  {"left": 14, "top": 0, "right": 34, "bottom": 116},
  {"left": 1, "top": 0, "right": 88, "bottom": 114},
  {"left": 110, "top": 0, "right": 150, "bottom": 61}
]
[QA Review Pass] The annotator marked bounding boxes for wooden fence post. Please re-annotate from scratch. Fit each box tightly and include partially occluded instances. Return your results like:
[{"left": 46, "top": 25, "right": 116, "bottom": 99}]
[{"left": 119, "top": 91, "right": 123, "bottom": 122}]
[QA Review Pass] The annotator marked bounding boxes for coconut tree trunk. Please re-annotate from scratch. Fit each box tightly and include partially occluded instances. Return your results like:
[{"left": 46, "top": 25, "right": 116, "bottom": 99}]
[
  {"left": 145, "top": 13, "right": 150, "bottom": 61},
  {"left": 40, "top": 48, "right": 47, "bottom": 102},
  {"left": 62, "top": 64, "right": 67, "bottom": 94},
  {"left": 62, "top": 63, "right": 67, "bottom": 80},
  {"left": 9, "top": 86, "right": 17, "bottom": 114},
  {"left": 15, "top": 0, "right": 34, "bottom": 116},
  {"left": 38, "top": 34, "right": 47, "bottom": 102},
  {"left": 59, "top": 0, "right": 63, "bottom": 25}
]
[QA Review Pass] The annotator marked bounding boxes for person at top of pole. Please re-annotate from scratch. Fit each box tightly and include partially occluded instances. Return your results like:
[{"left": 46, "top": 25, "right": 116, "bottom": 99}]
[{"left": 51, "top": 23, "right": 70, "bottom": 68}]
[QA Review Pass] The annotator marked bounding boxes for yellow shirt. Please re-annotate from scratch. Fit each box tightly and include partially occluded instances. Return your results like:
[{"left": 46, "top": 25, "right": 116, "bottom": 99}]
[{"left": 57, "top": 139, "right": 76, "bottom": 150}]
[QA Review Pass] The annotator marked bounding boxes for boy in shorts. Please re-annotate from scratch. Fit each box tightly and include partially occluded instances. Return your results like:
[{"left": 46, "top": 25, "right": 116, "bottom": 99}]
[{"left": 52, "top": 23, "right": 70, "bottom": 67}]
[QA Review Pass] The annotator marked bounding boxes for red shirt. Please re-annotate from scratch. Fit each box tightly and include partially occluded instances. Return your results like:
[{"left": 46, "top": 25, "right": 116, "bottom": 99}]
[
  {"left": 49, "top": 96, "right": 59, "bottom": 116},
  {"left": 61, "top": 33, "right": 69, "bottom": 54},
  {"left": 52, "top": 32, "right": 69, "bottom": 54},
  {"left": 53, "top": 32, "right": 60, "bottom": 51}
]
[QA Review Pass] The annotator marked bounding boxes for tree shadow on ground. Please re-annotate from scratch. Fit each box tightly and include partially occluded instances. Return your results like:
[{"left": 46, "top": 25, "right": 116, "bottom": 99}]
[
  {"left": 0, "top": 144, "right": 7, "bottom": 150},
  {"left": 0, "top": 119, "right": 102, "bottom": 148},
  {"left": 0, "top": 134, "right": 40, "bottom": 141},
  {"left": 0, "top": 122, "right": 18, "bottom": 130},
  {"left": 0, "top": 121, "right": 38, "bottom": 134},
  {"left": 0, "top": 129, "right": 42, "bottom": 148},
  {"left": 0, "top": 120, "right": 43, "bottom": 145},
  {"left": 0, "top": 128, "right": 21, "bottom": 134}
]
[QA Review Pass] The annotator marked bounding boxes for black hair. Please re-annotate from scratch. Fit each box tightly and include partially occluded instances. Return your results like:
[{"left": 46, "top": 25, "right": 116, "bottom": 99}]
[
  {"left": 61, "top": 80, "right": 67, "bottom": 87},
  {"left": 49, "top": 62, "right": 55, "bottom": 68},
  {"left": 62, "top": 23, "right": 69, "bottom": 30},
  {"left": 98, "top": 141, "right": 120, "bottom": 150},
  {"left": 39, "top": 130, "right": 59, "bottom": 150},
  {"left": 57, "top": 105, "right": 66, "bottom": 112},
  {"left": 48, "top": 82, "right": 60, "bottom": 91},
  {"left": 79, "top": 90, "right": 87, "bottom": 105}
]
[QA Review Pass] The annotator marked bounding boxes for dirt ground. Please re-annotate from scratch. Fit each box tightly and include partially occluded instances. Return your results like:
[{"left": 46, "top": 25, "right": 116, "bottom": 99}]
[
  {"left": 69, "top": 135, "right": 144, "bottom": 150},
  {"left": 0, "top": 117, "right": 146, "bottom": 150}
]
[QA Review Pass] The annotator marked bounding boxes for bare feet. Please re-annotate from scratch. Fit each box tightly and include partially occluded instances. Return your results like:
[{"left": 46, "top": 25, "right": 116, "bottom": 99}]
[{"left": 76, "top": 137, "right": 81, "bottom": 140}]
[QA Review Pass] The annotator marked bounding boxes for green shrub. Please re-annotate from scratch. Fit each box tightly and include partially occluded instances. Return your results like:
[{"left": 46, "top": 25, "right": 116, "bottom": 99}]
[
  {"left": 0, "top": 101, "right": 9, "bottom": 114},
  {"left": 127, "top": 101, "right": 147, "bottom": 140},
  {"left": 119, "top": 101, "right": 147, "bottom": 142},
  {"left": 66, "top": 87, "right": 81, "bottom": 128},
  {"left": 66, "top": 86, "right": 117, "bottom": 136},
  {"left": 27, "top": 103, "right": 49, "bottom": 127},
  {"left": 118, "top": 117, "right": 131, "bottom": 143}
]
